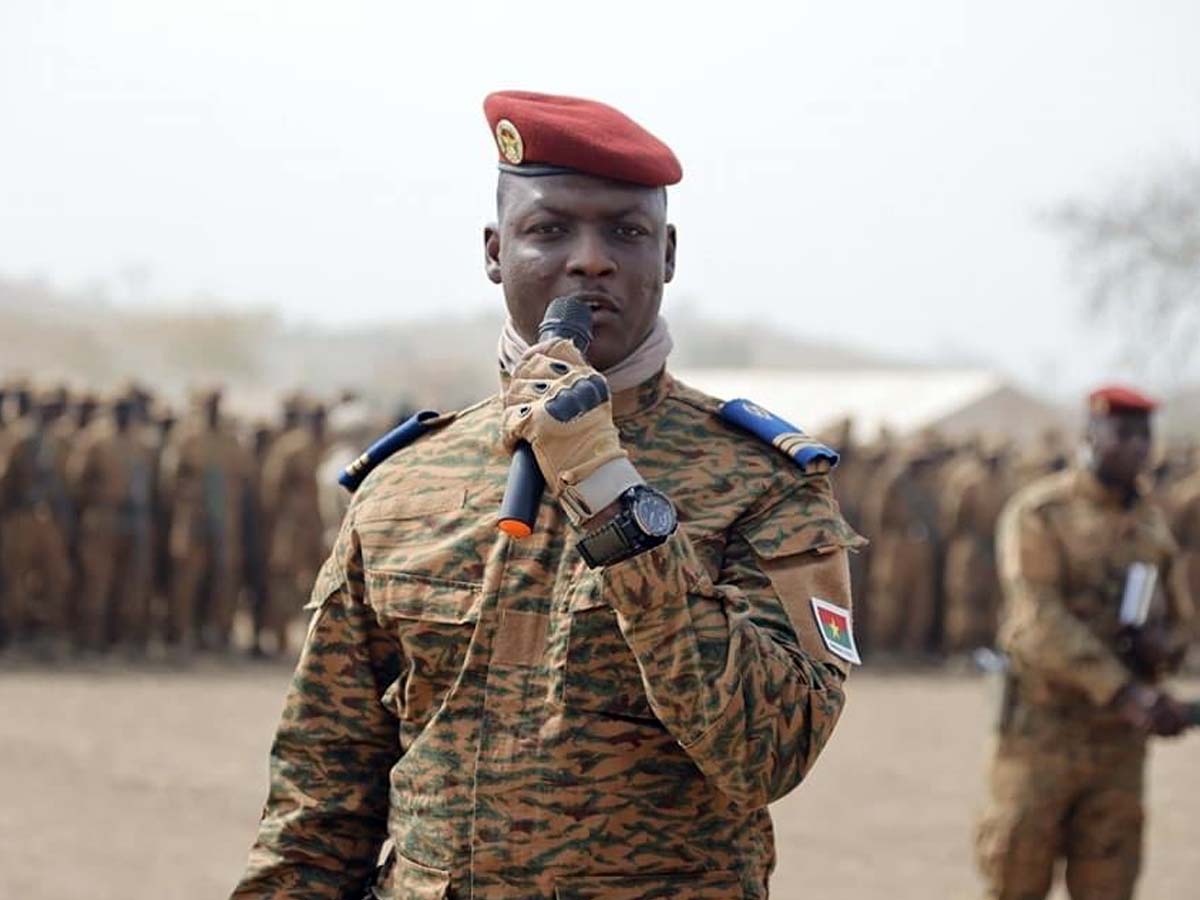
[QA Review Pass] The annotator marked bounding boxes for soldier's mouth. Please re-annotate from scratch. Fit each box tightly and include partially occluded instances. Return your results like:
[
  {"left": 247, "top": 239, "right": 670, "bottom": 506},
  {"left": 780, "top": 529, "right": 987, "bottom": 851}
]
[{"left": 569, "top": 291, "right": 620, "bottom": 314}]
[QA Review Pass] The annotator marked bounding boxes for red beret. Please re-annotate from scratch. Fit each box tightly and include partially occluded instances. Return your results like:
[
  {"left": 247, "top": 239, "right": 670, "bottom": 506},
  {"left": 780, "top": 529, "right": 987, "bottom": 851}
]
[
  {"left": 1088, "top": 385, "right": 1158, "bottom": 415},
  {"left": 484, "top": 90, "right": 682, "bottom": 188}
]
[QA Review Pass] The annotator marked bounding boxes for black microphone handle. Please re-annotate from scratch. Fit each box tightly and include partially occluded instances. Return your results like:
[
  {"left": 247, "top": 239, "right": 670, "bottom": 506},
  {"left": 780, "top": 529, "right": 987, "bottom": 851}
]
[
  {"left": 497, "top": 296, "right": 592, "bottom": 538},
  {"left": 497, "top": 442, "right": 546, "bottom": 538}
]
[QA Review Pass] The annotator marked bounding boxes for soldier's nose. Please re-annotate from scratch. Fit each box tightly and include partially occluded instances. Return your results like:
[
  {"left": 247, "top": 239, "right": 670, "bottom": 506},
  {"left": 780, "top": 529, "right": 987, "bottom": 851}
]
[{"left": 566, "top": 233, "right": 616, "bottom": 279}]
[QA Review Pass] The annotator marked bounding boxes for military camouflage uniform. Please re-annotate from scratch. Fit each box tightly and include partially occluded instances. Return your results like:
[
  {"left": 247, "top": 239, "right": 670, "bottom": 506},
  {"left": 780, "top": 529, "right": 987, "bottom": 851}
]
[
  {"left": 976, "top": 468, "right": 1193, "bottom": 900},
  {"left": 66, "top": 414, "right": 155, "bottom": 650},
  {"left": 161, "top": 415, "right": 250, "bottom": 650},
  {"left": 1167, "top": 471, "right": 1200, "bottom": 640},
  {"left": 0, "top": 412, "right": 72, "bottom": 643},
  {"left": 864, "top": 449, "right": 943, "bottom": 655},
  {"left": 234, "top": 373, "right": 862, "bottom": 900},
  {"left": 259, "top": 424, "right": 325, "bottom": 655},
  {"left": 941, "top": 453, "right": 1017, "bottom": 653}
]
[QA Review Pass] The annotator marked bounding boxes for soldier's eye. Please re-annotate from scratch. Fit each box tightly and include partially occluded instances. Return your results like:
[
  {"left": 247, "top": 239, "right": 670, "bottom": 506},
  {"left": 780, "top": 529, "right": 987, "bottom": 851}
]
[
  {"left": 614, "top": 224, "right": 648, "bottom": 238},
  {"left": 530, "top": 222, "right": 566, "bottom": 236}
]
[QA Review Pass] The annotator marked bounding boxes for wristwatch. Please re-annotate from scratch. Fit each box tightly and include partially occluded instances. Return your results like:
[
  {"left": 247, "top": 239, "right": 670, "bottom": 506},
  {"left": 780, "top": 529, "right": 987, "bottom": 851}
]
[{"left": 577, "top": 485, "right": 678, "bottom": 568}]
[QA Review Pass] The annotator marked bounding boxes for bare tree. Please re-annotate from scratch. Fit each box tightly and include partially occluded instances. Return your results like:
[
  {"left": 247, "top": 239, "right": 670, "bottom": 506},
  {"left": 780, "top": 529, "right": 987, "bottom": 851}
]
[{"left": 1047, "top": 157, "right": 1200, "bottom": 381}]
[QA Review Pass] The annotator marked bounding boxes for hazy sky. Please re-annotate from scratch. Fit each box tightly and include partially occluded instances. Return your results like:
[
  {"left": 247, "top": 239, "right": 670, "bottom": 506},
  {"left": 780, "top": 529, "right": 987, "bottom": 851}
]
[{"left": 3, "top": 1, "right": 1198, "bottom": 397}]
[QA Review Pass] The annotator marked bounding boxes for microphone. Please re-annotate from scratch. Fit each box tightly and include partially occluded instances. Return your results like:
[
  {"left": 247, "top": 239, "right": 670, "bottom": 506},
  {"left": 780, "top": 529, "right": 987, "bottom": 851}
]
[{"left": 497, "top": 296, "right": 594, "bottom": 538}]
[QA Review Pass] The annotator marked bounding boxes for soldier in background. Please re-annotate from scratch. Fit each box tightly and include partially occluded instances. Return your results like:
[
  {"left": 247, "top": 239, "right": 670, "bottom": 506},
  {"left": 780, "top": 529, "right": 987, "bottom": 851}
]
[
  {"left": 1167, "top": 466, "right": 1200, "bottom": 644},
  {"left": 941, "top": 434, "right": 1019, "bottom": 654},
  {"left": 149, "top": 400, "right": 178, "bottom": 634},
  {"left": 0, "top": 386, "right": 73, "bottom": 653},
  {"left": 258, "top": 399, "right": 326, "bottom": 657},
  {"left": 243, "top": 418, "right": 275, "bottom": 658},
  {"left": 66, "top": 392, "right": 155, "bottom": 654},
  {"left": 865, "top": 431, "right": 948, "bottom": 657},
  {"left": 161, "top": 387, "right": 250, "bottom": 655},
  {"left": 1018, "top": 425, "right": 1072, "bottom": 486},
  {"left": 72, "top": 391, "right": 100, "bottom": 433},
  {"left": 976, "top": 386, "right": 1193, "bottom": 900}
]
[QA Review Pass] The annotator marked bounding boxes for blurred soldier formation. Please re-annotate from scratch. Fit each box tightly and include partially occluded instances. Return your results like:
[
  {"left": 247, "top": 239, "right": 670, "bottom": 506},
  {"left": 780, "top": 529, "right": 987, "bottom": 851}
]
[
  {"left": 2, "top": 374, "right": 1199, "bottom": 669},
  {"left": 824, "top": 418, "right": 1200, "bottom": 666},
  {"left": 0, "top": 376, "right": 374, "bottom": 661}
]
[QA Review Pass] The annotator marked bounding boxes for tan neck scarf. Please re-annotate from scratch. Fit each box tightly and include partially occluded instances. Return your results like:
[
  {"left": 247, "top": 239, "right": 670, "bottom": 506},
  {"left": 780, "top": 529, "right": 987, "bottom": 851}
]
[{"left": 498, "top": 315, "right": 673, "bottom": 394}]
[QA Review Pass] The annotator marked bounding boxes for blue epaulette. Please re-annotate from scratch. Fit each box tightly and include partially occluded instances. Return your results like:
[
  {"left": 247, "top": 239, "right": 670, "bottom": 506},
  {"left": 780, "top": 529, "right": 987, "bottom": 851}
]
[
  {"left": 338, "top": 410, "right": 442, "bottom": 492},
  {"left": 718, "top": 398, "right": 840, "bottom": 474}
]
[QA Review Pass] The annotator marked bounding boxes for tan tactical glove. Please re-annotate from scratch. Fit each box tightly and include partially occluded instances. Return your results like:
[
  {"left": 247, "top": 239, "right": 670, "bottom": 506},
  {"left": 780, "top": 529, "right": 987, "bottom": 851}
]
[{"left": 502, "top": 339, "right": 633, "bottom": 523}]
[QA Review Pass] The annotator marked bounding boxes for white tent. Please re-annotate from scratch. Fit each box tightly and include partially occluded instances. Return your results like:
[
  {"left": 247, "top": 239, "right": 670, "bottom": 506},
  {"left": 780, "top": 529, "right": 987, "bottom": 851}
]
[{"left": 673, "top": 368, "right": 1069, "bottom": 443}]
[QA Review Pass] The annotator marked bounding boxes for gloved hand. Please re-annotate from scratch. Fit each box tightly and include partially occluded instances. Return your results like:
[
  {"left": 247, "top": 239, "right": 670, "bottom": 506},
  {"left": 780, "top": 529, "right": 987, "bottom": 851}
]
[{"left": 501, "top": 339, "right": 628, "bottom": 510}]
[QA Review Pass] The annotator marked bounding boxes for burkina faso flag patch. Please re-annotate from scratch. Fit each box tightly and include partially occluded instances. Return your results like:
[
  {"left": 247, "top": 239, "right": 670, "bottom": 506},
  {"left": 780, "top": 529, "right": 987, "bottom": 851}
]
[{"left": 810, "top": 597, "right": 861, "bottom": 665}]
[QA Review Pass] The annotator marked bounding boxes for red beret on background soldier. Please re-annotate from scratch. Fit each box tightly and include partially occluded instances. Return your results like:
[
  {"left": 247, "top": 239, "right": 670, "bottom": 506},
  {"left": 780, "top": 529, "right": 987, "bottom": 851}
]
[
  {"left": 232, "top": 90, "right": 865, "bottom": 899},
  {"left": 975, "top": 385, "right": 1195, "bottom": 900}
]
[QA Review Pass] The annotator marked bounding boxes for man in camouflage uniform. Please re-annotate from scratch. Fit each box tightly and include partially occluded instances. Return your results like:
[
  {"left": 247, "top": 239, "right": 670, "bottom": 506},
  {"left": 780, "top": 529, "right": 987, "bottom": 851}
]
[
  {"left": 1167, "top": 466, "right": 1200, "bottom": 644},
  {"left": 161, "top": 387, "right": 250, "bottom": 654},
  {"left": 243, "top": 418, "right": 276, "bottom": 658},
  {"left": 258, "top": 399, "right": 327, "bottom": 657},
  {"left": 66, "top": 392, "right": 155, "bottom": 653},
  {"left": 976, "top": 386, "right": 1193, "bottom": 900},
  {"left": 234, "top": 91, "right": 864, "bottom": 900},
  {"left": 941, "top": 435, "right": 1018, "bottom": 654},
  {"left": 864, "top": 431, "right": 948, "bottom": 656},
  {"left": 0, "top": 386, "right": 73, "bottom": 651}
]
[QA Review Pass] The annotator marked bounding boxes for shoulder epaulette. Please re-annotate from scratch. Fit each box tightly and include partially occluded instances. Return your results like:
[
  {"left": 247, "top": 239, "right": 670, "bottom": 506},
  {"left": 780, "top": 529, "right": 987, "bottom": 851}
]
[
  {"left": 718, "top": 398, "right": 840, "bottom": 475},
  {"left": 338, "top": 409, "right": 448, "bottom": 493}
]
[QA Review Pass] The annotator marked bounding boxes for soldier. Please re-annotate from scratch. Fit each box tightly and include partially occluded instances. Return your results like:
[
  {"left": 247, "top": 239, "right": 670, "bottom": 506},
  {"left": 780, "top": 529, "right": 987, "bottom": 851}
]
[
  {"left": 864, "top": 431, "right": 948, "bottom": 657},
  {"left": 243, "top": 418, "right": 275, "bottom": 658},
  {"left": 149, "top": 400, "right": 178, "bottom": 633},
  {"left": 976, "top": 385, "right": 1194, "bottom": 900},
  {"left": 257, "top": 399, "right": 326, "bottom": 657},
  {"left": 1168, "top": 466, "right": 1200, "bottom": 639},
  {"left": 72, "top": 391, "right": 100, "bottom": 432},
  {"left": 234, "top": 91, "right": 865, "bottom": 899},
  {"left": 0, "top": 386, "right": 73, "bottom": 652},
  {"left": 941, "top": 435, "right": 1019, "bottom": 654},
  {"left": 66, "top": 392, "right": 155, "bottom": 654},
  {"left": 161, "top": 387, "right": 250, "bottom": 654}
]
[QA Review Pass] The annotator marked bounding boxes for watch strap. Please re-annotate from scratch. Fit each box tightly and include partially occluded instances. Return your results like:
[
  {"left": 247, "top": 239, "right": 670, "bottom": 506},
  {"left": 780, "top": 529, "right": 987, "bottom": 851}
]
[{"left": 577, "top": 517, "right": 634, "bottom": 568}]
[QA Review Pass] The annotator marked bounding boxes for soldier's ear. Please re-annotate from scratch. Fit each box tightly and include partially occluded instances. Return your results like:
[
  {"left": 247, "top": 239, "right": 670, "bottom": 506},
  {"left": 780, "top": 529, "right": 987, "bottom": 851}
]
[
  {"left": 484, "top": 224, "right": 502, "bottom": 285},
  {"left": 664, "top": 224, "right": 677, "bottom": 284}
]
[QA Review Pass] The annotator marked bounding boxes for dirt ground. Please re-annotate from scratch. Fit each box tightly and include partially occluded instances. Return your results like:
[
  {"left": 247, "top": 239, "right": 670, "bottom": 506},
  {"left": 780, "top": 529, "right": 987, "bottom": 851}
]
[{"left": 1, "top": 662, "right": 1196, "bottom": 900}]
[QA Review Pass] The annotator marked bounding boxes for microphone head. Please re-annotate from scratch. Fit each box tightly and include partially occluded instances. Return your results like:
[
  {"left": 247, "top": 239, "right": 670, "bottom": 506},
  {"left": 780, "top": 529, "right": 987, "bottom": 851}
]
[{"left": 538, "top": 296, "right": 594, "bottom": 352}]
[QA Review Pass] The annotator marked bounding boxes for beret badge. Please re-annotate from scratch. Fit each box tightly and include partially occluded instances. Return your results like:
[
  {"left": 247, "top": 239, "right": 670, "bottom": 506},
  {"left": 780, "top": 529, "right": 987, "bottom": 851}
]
[{"left": 495, "top": 118, "right": 524, "bottom": 165}]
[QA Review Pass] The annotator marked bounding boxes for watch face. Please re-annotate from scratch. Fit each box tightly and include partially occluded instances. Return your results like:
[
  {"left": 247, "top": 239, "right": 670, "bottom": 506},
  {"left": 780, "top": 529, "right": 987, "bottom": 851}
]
[{"left": 632, "top": 489, "right": 676, "bottom": 538}]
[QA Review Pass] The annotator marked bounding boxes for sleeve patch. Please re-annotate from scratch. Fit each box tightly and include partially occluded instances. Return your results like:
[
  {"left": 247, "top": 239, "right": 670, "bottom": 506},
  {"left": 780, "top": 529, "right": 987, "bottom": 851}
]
[
  {"left": 811, "top": 597, "right": 861, "bottom": 665},
  {"left": 718, "top": 398, "right": 840, "bottom": 474}
]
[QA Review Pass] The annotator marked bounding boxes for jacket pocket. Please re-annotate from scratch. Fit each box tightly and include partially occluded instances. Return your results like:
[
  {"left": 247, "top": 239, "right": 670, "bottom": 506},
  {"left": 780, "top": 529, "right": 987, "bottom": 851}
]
[
  {"left": 564, "top": 576, "right": 657, "bottom": 721},
  {"left": 555, "top": 870, "right": 744, "bottom": 899},
  {"left": 356, "top": 483, "right": 492, "bottom": 586},
  {"left": 370, "top": 572, "right": 479, "bottom": 731}
]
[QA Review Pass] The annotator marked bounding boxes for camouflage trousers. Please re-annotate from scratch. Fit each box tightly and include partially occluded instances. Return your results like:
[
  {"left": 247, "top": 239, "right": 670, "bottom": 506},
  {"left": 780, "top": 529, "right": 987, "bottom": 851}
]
[
  {"left": 0, "top": 508, "right": 69, "bottom": 641},
  {"left": 76, "top": 512, "right": 152, "bottom": 650},
  {"left": 168, "top": 540, "right": 239, "bottom": 650},
  {"left": 976, "top": 734, "right": 1144, "bottom": 900}
]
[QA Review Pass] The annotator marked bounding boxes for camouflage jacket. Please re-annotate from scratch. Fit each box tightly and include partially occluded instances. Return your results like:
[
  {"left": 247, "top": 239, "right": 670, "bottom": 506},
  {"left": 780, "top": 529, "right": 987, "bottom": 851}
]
[
  {"left": 65, "top": 420, "right": 155, "bottom": 519},
  {"left": 233, "top": 372, "right": 863, "bottom": 900},
  {"left": 996, "top": 468, "right": 1193, "bottom": 740}
]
